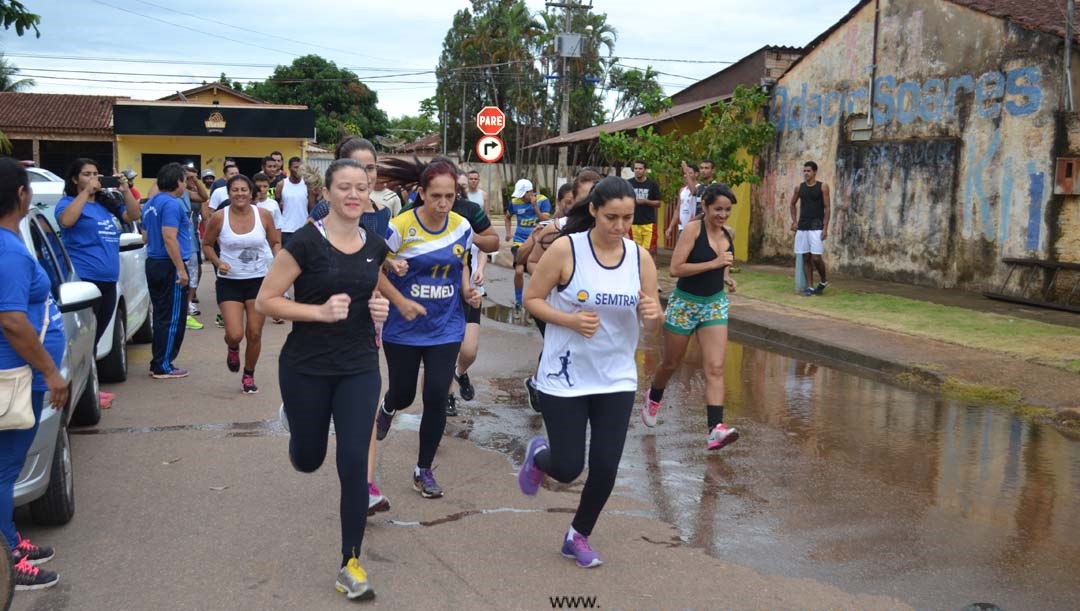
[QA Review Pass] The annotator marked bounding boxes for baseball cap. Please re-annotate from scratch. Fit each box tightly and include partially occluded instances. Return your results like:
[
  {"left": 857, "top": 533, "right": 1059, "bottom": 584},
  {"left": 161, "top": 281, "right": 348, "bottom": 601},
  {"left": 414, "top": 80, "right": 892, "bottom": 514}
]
[
  {"left": 202, "top": 169, "right": 215, "bottom": 178},
  {"left": 512, "top": 178, "right": 534, "bottom": 199}
]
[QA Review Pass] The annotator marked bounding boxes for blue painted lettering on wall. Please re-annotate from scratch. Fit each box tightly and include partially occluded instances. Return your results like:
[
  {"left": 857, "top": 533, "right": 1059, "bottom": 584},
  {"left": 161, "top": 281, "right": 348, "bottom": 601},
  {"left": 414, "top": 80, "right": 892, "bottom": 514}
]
[
  {"left": 963, "top": 130, "right": 1001, "bottom": 238},
  {"left": 999, "top": 158, "right": 1014, "bottom": 245},
  {"left": 1026, "top": 162, "right": 1045, "bottom": 251},
  {"left": 772, "top": 66, "right": 1042, "bottom": 131}
]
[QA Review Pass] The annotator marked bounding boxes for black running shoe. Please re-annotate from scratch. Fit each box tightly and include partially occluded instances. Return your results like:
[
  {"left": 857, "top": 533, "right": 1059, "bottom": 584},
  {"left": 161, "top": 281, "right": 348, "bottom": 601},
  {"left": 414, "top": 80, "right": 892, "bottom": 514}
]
[
  {"left": 524, "top": 377, "right": 541, "bottom": 413},
  {"left": 455, "top": 372, "right": 475, "bottom": 401},
  {"left": 13, "top": 534, "right": 53, "bottom": 566},
  {"left": 446, "top": 393, "right": 459, "bottom": 417},
  {"left": 13, "top": 556, "right": 58, "bottom": 590},
  {"left": 376, "top": 400, "right": 394, "bottom": 441}
]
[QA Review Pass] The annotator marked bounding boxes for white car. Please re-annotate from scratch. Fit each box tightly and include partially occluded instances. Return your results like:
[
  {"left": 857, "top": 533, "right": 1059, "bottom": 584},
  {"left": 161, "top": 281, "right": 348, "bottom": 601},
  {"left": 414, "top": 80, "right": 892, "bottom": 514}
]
[
  {"left": 28, "top": 168, "right": 152, "bottom": 383},
  {"left": 13, "top": 209, "right": 102, "bottom": 526}
]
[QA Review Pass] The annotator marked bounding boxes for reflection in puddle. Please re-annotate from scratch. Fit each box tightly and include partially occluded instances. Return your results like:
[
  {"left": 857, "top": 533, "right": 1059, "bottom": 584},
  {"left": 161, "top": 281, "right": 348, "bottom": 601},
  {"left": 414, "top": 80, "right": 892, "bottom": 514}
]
[
  {"left": 481, "top": 303, "right": 533, "bottom": 326},
  {"left": 466, "top": 340, "right": 1080, "bottom": 611}
]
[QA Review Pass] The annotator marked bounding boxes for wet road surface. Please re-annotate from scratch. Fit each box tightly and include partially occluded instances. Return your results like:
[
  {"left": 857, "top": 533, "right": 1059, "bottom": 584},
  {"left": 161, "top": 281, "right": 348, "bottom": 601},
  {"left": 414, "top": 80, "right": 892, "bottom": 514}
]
[{"left": 461, "top": 313, "right": 1080, "bottom": 611}]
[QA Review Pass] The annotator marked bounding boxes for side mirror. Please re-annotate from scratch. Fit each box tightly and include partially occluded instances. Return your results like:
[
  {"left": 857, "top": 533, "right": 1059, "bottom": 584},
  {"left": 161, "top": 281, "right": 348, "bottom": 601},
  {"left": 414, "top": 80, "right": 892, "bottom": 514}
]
[
  {"left": 119, "top": 232, "right": 145, "bottom": 251},
  {"left": 58, "top": 281, "right": 102, "bottom": 314}
]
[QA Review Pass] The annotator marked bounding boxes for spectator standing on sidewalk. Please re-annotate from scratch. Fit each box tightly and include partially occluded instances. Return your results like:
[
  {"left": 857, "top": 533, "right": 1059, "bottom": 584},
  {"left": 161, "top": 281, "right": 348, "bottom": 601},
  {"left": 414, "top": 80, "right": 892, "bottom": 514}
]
[
  {"left": 141, "top": 162, "right": 193, "bottom": 379},
  {"left": 0, "top": 157, "right": 67, "bottom": 592},
  {"left": 278, "top": 157, "right": 309, "bottom": 248},
  {"left": 465, "top": 169, "right": 487, "bottom": 213},
  {"left": 788, "top": 160, "right": 831, "bottom": 296},
  {"left": 627, "top": 160, "right": 662, "bottom": 256}
]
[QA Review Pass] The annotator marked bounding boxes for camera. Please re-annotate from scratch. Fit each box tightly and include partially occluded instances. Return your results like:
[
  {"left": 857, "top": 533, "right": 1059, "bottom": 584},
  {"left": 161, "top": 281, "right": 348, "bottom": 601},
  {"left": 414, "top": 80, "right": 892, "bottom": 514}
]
[{"left": 98, "top": 175, "right": 121, "bottom": 189}]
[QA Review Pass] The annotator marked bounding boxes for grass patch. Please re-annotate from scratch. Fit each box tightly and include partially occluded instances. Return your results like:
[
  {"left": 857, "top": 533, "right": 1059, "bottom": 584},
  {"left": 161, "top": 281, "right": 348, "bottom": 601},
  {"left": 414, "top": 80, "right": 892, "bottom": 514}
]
[{"left": 728, "top": 270, "right": 1080, "bottom": 373}]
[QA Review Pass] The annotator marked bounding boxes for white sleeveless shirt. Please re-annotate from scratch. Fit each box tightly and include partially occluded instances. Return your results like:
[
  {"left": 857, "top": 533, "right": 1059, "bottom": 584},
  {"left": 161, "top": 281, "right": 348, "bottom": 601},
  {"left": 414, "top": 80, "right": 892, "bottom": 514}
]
[
  {"left": 535, "top": 231, "right": 641, "bottom": 398},
  {"left": 218, "top": 206, "right": 273, "bottom": 279}
]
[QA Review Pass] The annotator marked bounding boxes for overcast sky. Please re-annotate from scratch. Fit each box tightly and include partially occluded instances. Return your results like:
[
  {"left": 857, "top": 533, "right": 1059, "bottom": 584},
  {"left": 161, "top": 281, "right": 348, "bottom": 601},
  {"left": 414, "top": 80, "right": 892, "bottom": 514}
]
[{"left": 2, "top": 0, "right": 856, "bottom": 119}]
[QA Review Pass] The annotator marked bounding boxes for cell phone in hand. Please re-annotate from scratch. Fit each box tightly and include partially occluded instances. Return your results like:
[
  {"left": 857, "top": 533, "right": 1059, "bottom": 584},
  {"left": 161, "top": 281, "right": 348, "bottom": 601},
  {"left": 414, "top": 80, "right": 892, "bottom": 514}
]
[{"left": 98, "top": 176, "right": 121, "bottom": 188}]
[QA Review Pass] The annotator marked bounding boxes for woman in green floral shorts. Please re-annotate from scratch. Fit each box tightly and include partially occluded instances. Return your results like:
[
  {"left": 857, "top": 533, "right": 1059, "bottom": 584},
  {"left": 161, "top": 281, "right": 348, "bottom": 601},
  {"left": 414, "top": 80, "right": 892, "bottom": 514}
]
[{"left": 642, "top": 183, "right": 740, "bottom": 450}]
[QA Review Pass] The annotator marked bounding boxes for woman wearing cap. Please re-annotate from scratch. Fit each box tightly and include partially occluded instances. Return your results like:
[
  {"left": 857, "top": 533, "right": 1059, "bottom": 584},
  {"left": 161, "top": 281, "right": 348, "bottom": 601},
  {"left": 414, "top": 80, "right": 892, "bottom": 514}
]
[
  {"left": 503, "top": 179, "right": 551, "bottom": 309},
  {"left": 56, "top": 158, "right": 140, "bottom": 408}
]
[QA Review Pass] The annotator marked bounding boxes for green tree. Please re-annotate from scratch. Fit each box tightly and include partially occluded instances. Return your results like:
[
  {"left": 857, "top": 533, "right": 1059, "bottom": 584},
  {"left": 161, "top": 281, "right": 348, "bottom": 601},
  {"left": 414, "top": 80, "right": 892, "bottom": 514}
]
[
  {"left": 0, "top": 0, "right": 39, "bottom": 37},
  {"left": 607, "top": 65, "right": 669, "bottom": 121},
  {"left": 247, "top": 55, "right": 389, "bottom": 146},
  {"left": 0, "top": 52, "right": 33, "bottom": 92},
  {"left": 599, "top": 85, "right": 775, "bottom": 203}
]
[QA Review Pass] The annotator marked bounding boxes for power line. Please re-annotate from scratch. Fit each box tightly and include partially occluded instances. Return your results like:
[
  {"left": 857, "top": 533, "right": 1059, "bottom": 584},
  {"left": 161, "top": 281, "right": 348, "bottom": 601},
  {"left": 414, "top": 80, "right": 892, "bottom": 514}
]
[{"left": 3, "top": 52, "right": 415, "bottom": 72}]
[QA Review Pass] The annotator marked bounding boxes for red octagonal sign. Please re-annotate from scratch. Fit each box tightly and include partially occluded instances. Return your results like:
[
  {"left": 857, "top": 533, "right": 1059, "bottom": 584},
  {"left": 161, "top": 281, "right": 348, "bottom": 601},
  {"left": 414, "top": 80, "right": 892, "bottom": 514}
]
[{"left": 476, "top": 106, "right": 506, "bottom": 136}]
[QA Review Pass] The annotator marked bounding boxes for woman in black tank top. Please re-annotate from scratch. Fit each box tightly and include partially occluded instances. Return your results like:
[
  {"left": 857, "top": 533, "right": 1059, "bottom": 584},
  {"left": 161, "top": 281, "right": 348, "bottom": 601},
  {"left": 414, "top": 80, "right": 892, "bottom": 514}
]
[{"left": 643, "top": 184, "right": 741, "bottom": 451}]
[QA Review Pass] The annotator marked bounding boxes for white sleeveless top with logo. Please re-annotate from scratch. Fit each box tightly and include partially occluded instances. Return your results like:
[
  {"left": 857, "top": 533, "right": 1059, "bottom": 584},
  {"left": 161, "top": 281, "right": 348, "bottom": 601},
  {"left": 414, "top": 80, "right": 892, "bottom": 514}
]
[
  {"left": 535, "top": 231, "right": 641, "bottom": 398},
  {"left": 218, "top": 206, "right": 273, "bottom": 279}
]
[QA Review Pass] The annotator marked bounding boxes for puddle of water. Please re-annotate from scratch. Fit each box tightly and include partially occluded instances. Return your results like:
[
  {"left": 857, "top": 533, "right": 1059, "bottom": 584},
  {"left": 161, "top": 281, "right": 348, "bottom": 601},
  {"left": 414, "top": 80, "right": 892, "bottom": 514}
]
[
  {"left": 465, "top": 340, "right": 1080, "bottom": 611},
  {"left": 71, "top": 418, "right": 288, "bottom": 438},
  {"left": 481, "top": 303, "right": 533, "bottom": 327}
]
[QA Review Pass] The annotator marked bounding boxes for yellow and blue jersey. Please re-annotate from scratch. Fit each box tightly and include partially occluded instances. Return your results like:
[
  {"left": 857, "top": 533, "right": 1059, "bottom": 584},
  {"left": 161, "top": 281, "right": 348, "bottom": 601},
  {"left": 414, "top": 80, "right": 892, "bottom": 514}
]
[
  {"left": 384, "top": 209, "right": 473, "bottom": 346},
  {"left": 509, "top": 194, "right": 551, "bottom": 245}
]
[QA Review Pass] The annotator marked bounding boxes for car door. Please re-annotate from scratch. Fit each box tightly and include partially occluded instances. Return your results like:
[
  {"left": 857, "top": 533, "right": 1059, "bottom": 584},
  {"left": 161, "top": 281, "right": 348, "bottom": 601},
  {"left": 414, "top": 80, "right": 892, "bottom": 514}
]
[
  {"left": 118, "top": 218, "right": 150, "bottom": 340},
  {"left": 27, "top": 213, "right": 95, "bottom": 409}
]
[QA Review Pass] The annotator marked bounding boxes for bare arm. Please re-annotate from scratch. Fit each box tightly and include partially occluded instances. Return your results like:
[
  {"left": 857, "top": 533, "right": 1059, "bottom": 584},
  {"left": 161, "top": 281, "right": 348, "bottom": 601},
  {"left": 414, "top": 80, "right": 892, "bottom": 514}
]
[
  {"left": 118, "top": 178, "right": 141, "bottom": 222},
  {"left": 821, "top": 183, "right": 831, "bottom": 240},
  {"left": 201, "top": 211, "right": 225, "bottom": 270},
  {"left": 504, "top": 212, "right": 512, "bottom": 242},
  {"left": 0, "top": 312, "right": 67, "bottom": 408},
  {"left": 789, "top": 186, "right": 801, "bottom": 230},
  {"left": 472, "top": 226, "right": 499, "bottom": 253},
  {"left": 256, "top": 250, "right": 324, "bottom": 321},
  {"left": 57, "top": 184, "right": 96, "bottom": 228},
  {"left": 636, "top": 245, "right": 662, "bottom": 333}
]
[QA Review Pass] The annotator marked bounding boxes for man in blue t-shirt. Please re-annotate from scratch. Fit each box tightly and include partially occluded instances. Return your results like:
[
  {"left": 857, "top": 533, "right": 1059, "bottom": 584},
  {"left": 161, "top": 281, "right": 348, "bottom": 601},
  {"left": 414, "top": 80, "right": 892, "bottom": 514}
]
[
  {"left": 503, "top": 179, "right": 550, "bottom": 308},
  {"left": 141, "top": 162, "right": 192, "bottom": 379}
]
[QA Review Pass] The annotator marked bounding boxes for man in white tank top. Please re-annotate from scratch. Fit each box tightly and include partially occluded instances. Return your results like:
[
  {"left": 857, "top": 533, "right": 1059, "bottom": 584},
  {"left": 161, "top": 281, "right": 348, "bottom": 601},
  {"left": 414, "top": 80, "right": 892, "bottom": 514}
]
[{"left": 278, "top": 156, "right": 309, "bottom": 244}]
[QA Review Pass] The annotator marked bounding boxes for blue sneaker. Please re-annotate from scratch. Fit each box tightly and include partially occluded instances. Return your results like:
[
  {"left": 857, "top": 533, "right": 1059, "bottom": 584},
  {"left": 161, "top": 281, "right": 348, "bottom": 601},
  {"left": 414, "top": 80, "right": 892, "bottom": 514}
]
[
  {"left": 517, "top": 436, "right": 548, "bottom": 496},
  {"left": 560, "top": 531, "right": 602, "bottom": 568},
  {"left": 814, "top": 281, "right": 829, "bottom": 294},
  {"left": 802, "top": 287, "right": 816, "bottom": 297}
]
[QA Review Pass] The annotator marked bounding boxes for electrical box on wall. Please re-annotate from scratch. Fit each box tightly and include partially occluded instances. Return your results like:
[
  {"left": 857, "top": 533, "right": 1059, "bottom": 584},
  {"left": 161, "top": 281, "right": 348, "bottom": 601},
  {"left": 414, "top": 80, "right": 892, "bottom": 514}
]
[{"left": 1055, "top": 158, "right": 1080, "bottom": 195}]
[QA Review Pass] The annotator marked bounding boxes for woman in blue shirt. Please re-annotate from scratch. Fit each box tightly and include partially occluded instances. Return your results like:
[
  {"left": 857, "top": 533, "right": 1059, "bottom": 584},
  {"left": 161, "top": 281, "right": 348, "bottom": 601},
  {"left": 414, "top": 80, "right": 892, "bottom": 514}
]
[
  {"left": 56, "top": 158, "right": 140, "bottom": 407},
  {"left": 0, "top": 157, "right": 68, "bottom": 591}
]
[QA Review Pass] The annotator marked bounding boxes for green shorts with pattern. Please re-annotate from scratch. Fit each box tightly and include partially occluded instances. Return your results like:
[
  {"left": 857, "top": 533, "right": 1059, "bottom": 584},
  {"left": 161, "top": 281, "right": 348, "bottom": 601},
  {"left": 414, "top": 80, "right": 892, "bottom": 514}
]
[{"left": 663, "top": 288, "right": 729, "bottom": 336}]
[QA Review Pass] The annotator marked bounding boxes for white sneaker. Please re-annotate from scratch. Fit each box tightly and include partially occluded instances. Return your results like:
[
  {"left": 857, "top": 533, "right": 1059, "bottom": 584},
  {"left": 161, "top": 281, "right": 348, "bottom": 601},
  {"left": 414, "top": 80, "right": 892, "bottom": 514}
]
[
  {"left": 707, "top": 423, "right": 739, "bottom": 451},
  {"left": 188, "top": 302, "right": 200, "bottom": 316},
  {"left": 641, "top": 396, "right": 661, "bottom": 427}
]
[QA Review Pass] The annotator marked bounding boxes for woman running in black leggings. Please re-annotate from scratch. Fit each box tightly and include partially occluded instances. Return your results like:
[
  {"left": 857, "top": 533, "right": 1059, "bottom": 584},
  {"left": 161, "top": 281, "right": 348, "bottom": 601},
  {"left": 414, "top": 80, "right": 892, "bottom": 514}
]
[
  {"left": 255, "top": 159, "right": 390, "bottom": 601},
  {"left": 517, "top": 176, "right": 662, "bottom": 568}
]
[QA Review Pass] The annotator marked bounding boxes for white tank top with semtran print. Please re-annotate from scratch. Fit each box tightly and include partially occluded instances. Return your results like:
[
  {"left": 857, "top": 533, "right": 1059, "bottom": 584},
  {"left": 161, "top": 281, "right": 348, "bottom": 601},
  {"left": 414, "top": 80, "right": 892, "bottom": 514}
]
[{"left": 535, "top": 231, "right": 641, "bottom": 398}]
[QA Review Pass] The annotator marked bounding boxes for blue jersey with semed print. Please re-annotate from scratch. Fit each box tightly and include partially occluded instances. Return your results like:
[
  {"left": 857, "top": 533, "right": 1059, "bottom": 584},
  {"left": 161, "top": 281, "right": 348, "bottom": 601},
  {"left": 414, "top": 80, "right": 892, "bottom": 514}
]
[
  {"left": 509, "top": 195, "right": 550, "bottom": 245},
  {"left": 384, "top": 208, "right": 473, "bottom": 346}
]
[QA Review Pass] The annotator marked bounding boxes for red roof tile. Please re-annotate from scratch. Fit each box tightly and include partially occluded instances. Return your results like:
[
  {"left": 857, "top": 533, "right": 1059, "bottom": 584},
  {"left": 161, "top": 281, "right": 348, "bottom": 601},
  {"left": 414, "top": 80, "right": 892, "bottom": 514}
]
[
  {"left": 0, "top": 93, "right": 118, "bottom": 135},
  {"left": 950, "top": 0, "right": 1074, "bottom": 42}
]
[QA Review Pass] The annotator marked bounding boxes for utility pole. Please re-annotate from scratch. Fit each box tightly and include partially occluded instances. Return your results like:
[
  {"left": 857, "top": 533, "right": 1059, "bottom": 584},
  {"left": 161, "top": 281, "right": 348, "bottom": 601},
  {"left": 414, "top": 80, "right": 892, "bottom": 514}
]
[
  {"left": 1067, "top": 0, "right": 1075, "bottom": 112},
  {"left": 547, "top": 1, "right": 590, "bottom": 184},
  {"left": 460, "top": 79, "right": 467, "bottom": 162}
]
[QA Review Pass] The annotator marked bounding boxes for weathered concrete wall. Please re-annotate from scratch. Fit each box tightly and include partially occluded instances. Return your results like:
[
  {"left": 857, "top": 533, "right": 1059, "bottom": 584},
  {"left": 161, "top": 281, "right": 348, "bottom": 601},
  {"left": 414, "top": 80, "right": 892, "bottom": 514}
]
[{"left": 757, "top": 0, "right": 1078, "bottom": 289}]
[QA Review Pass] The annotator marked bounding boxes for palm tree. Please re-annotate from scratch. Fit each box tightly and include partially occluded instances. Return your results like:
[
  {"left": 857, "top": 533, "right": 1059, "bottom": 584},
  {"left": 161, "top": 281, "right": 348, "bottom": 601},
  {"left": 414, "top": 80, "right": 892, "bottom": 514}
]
[{"left": 0, "top": 53, "right": 34, "bottom": 92}]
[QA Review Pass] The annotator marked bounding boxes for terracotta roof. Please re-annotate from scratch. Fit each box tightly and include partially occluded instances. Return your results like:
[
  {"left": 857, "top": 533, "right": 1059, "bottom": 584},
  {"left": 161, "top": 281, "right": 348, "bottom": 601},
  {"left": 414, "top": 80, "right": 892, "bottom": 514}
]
[
  {"left": 395, "top": 133, "right": 441, "bottom": 153},
  {"left": 526, "top": 94, "right": 727, "bottom": 149},
  {"left": 950, "top": 0, "right": 1074, "bottom": 42},
  {"left": 0, "top": 93, "right": 118, "bottom": 135},
  {"left": 158, "top": 83, "right": 265, "bottom": 104}
]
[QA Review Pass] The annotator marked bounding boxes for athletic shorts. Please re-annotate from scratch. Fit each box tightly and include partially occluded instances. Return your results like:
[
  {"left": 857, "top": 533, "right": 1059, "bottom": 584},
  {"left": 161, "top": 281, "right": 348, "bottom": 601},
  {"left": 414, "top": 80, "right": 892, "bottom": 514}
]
[
  {"left": 510, "top": 245, "right": 521, "bottom": 267},
  {"left": 216, "top": 276, "right": 264, "bottom": 303},
  {"left": 465, "top": 301, "right": 481, "bottom": 324},
  {"left": 663, "top": 288, "right": 728, "bottom": 336},
  {"left": 631, "top": 223, "right": 654, "bottom": 249},
  {"left": 794, "top": 230, "right": 824, "bottom": 255}
]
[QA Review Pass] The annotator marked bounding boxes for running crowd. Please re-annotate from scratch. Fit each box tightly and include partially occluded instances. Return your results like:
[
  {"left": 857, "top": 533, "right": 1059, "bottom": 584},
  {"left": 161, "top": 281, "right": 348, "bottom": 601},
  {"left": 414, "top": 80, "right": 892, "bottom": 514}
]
[{"left": 0, "top": 144, "right": 757, "bottom": 601}]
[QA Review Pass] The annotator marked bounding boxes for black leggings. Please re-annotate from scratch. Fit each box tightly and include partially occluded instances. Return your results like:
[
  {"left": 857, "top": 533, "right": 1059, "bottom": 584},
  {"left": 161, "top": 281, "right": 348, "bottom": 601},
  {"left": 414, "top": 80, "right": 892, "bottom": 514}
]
[
  {"left": 279, "top": 363, "right": 380, "bottom": 563},
  {"left": 89, "top": 280, "right": 118, "bottom": 345},
  {"left": 382, "top": 340, "right": 461, "bottom": 469},
  {"left": 535, "top": 391, "right": 634, "bottom": 537}
]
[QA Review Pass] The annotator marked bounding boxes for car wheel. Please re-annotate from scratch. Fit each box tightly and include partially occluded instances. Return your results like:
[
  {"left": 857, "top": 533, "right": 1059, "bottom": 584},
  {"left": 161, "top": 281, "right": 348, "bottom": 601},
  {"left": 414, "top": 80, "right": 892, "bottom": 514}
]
[
  {"left": 132, "top": 308, "right": 152, "bottom": 344},
  {"left": 29, "top": 421, "right": 75, "bottom": 526},
  {"left": 97, "top": 308, "right": 127, "bottom": 383},
  {"left": 71, "top": 359, "right": 101, "bottom": 427}
]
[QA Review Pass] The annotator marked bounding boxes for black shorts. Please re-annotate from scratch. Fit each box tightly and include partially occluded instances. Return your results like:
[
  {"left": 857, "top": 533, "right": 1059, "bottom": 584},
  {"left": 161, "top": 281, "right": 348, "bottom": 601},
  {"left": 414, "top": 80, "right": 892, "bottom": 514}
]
[
  {"left": 216, "top": 276, "right": 264, "bottom": 303},
  {"left": 510, "top": 245, "right": 520, "bottom": 264}
]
